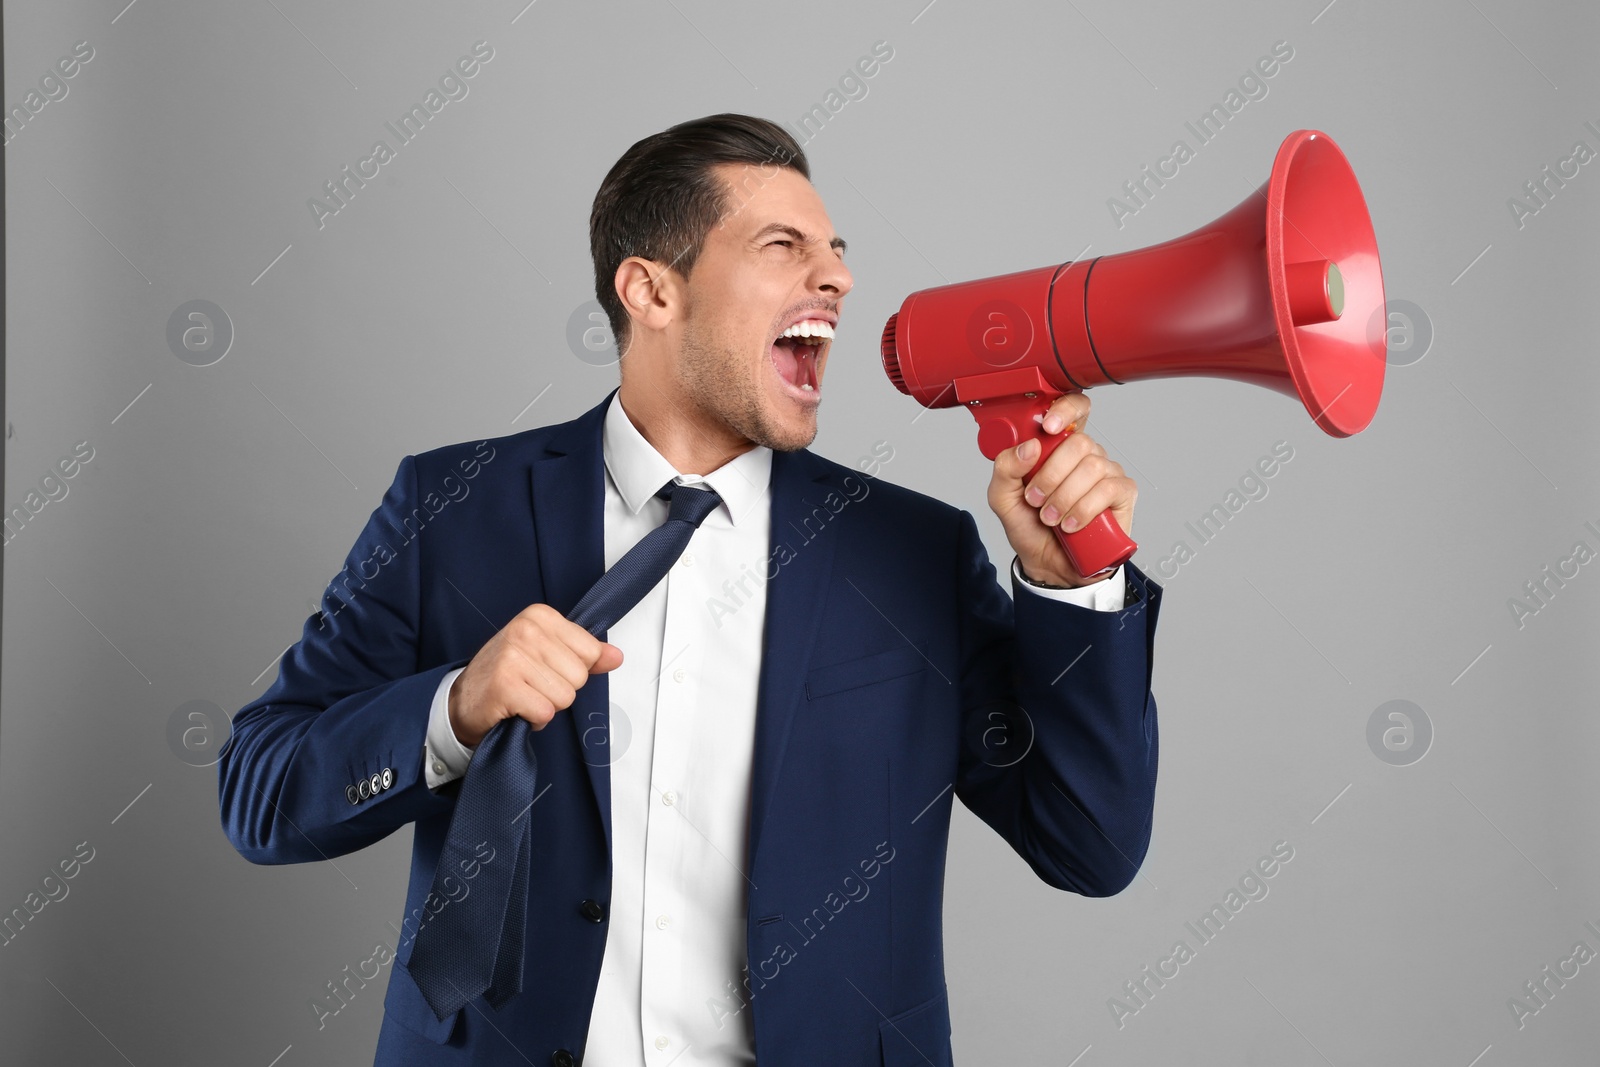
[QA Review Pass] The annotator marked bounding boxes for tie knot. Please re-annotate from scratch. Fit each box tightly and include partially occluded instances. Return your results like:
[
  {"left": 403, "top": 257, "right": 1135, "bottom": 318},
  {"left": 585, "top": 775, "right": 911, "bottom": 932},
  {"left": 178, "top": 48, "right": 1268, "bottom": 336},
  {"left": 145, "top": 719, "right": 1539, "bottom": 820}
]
[{"left": 658, "top": 480, "right": 723, "bottom": 529}]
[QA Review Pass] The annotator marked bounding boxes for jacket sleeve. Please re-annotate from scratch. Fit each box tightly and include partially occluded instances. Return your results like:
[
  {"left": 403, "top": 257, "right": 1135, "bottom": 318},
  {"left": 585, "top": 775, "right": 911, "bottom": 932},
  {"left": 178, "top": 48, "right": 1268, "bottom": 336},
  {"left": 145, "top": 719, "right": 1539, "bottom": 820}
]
[
  {"left": 952, "top": 508, "right": 1161, "bottom": 897},
  {"left": 218, "top": 455, "right": 470, "bottom": 865}
]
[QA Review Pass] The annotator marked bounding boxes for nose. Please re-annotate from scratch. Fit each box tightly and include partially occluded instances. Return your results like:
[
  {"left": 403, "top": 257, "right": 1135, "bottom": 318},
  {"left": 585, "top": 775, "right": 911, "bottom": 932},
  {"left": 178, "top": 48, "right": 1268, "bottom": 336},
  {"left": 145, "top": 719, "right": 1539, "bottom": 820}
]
[{"left": 814, "top": 249, "right": 853, "bottom": 301}]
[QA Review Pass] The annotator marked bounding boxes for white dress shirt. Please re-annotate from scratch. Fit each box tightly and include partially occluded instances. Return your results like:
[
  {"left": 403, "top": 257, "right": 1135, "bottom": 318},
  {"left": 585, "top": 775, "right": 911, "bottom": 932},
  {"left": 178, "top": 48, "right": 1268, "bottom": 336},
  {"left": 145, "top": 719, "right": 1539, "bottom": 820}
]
[{"left": 419, "top": 392, "right": 1124, "bottom": 1063}]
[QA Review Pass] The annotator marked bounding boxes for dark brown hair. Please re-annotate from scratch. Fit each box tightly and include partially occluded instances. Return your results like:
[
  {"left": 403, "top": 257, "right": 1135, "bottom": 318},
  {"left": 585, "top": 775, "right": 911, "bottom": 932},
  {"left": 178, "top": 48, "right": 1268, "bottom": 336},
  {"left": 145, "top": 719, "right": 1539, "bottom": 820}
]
[{"left": 589, "top": 113, "right": 809, "bottom": 351}]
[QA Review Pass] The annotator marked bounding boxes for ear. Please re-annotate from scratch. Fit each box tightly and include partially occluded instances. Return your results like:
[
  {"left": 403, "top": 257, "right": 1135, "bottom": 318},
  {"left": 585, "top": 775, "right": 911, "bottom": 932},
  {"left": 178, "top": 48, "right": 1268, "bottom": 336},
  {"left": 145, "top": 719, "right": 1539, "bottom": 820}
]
[{"left": 614, "top": 257, "right": 681, "bottom": 343}]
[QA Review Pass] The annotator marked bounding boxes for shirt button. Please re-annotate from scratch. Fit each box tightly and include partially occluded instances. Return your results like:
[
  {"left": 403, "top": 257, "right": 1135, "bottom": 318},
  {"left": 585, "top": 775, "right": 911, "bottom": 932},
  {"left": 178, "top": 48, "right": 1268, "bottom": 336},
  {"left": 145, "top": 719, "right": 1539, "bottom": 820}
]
[
  {"left": 671, "top": 667, "right": 686, "bottom": 683},
  {"left": 661, "top": 790, "right": 677, "bottom": 806},
  {"left": 656, "top": 914, "right": 671, "bottom": 930},
  {"left": 432, "top": 760, "right": 446, "bottom": 775},
  {"left": 654, "top": 1036, "right": 669, "bottom": 1050},
  {"left": 681, "top": 552, "right": 695, "bottom": 566}
]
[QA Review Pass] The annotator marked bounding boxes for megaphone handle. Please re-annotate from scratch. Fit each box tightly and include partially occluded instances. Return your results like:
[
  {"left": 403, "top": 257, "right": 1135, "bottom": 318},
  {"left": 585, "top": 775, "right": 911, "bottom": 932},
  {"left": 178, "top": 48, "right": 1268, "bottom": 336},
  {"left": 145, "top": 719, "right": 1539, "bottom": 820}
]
[
  {"left": 1030, "top": 431, "right": 1138, "bottom": 578},
  {"left": 971, "top": 392, "right": 1139, "bottom": 579}
]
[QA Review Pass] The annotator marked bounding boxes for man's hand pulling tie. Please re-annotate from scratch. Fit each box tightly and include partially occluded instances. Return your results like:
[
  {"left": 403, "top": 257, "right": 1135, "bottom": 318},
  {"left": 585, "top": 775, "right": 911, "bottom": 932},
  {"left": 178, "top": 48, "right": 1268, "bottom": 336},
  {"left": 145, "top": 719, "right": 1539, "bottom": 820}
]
[{"left": 447, "top": 604, "right": 624, "bottom": 748}]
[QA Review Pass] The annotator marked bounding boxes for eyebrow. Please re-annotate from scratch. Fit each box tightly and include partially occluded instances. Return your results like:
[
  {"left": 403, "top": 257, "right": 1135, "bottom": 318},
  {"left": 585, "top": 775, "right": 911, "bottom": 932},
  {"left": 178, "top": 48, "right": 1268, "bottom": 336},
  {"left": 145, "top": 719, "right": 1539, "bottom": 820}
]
[{"left": 752, "top": 222, "right": 846, "bottom": 254}]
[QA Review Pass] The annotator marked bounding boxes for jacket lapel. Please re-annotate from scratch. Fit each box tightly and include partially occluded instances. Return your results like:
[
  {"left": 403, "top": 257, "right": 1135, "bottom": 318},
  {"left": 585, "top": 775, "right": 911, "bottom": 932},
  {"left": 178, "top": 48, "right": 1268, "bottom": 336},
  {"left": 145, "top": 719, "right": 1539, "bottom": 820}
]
[
  {"left": 746, "top": 447, "right": 839, "bottom": 868},
  {"left": 529, "top": 390, "right": 614, "bottom": 854},
  {"left": 529, "top": 389, "right": 841, "bottom": 872}
]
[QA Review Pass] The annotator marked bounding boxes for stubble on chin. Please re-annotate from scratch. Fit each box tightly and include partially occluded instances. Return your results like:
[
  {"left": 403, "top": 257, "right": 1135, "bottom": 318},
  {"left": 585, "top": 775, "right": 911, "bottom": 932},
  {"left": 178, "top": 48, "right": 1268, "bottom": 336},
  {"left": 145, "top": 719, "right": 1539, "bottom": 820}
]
[
  {"left": 679, "top": 328, "right": 817, "bottom": 454},
  {"left": 757, "top": 412, "right": 817, "bottom": 453}
]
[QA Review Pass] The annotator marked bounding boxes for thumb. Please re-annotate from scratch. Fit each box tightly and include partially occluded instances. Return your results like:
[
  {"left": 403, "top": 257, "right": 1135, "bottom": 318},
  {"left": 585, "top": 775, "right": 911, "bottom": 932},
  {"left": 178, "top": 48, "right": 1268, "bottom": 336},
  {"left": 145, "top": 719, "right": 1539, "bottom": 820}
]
[
  {"left": 992, "top": 438, "right": 1040, "bottom": 496},
  {"left": 590, "top": 642, "right": 624, "bottom": 674}
]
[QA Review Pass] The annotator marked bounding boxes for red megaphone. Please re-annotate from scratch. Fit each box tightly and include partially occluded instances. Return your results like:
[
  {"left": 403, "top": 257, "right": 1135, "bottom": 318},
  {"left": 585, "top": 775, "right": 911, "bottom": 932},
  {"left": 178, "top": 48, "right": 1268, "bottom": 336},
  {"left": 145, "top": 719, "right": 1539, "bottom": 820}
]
[{"left": 880, "top": 129, "right": 1386, "bottom": 577}]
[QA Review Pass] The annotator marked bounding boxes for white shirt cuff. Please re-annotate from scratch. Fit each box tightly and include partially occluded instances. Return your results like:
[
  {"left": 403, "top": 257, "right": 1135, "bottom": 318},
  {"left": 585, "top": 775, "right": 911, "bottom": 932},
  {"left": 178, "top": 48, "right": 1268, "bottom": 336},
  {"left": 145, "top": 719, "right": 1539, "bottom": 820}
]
[
  {"left": 1011, "top": 557, "right": 1127, "bottom": 612},
  {"left": 424, "top": 667, "right": 475, "bottom": 790}
]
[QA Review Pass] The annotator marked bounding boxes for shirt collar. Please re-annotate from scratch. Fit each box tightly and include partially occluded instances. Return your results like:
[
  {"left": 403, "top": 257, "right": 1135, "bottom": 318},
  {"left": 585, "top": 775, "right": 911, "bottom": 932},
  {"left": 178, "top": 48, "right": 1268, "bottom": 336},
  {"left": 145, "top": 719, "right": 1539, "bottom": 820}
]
[{"left": 602, "top": 390, "right": 772, "bottom": 528}]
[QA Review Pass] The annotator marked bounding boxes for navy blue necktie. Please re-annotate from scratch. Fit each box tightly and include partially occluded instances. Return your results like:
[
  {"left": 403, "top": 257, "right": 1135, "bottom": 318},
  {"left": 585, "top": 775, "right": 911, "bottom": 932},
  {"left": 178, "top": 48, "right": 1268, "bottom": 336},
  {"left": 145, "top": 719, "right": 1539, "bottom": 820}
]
[{"left": 407, "top": 480, "right": 722, "bottom": 1021}]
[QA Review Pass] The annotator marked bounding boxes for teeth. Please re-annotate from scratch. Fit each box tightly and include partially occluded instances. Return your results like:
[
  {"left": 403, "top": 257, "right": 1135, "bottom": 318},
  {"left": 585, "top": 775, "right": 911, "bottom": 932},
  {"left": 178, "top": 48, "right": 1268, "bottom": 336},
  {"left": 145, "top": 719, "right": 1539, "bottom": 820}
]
[
  {"left": 801, "top": 383, "right": 814, "bottom": 391},
  {"left": 778, "top": 319, "right": 835, "bottom": 343}
]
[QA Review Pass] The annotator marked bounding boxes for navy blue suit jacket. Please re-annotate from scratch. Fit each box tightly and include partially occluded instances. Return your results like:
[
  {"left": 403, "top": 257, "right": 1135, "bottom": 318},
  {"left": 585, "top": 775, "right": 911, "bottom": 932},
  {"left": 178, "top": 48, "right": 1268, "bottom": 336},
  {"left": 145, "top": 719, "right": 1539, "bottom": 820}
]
[{"left": 219, "top": 389, "right": 1162, "bottom": 1066}]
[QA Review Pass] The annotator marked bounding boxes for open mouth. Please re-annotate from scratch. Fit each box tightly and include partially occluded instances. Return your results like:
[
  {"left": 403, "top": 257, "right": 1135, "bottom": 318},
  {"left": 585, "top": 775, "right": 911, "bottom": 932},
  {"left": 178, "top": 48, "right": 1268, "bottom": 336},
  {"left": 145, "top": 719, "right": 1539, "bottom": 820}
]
[{"left": 769, "top": 319, "right": 833, "bottom": 400}]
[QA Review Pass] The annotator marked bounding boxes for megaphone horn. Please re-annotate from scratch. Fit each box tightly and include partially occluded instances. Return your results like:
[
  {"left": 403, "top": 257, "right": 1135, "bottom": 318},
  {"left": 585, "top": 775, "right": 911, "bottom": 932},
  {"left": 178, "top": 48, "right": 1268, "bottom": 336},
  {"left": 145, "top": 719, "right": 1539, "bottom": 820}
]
[{"left": 880, "top": 129, "right": 1386, "bottom": 577}]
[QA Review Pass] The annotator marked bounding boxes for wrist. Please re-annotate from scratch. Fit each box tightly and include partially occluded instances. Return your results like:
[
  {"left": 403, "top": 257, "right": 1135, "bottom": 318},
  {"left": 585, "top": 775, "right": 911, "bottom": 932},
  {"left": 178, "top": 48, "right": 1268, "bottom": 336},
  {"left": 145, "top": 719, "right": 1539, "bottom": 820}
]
[
  {"left": 447, "top": 673, "right": 481, "bottom": 750},
  {"left": 1015, "top": 555, "right": 1114, "bottom": 589}
]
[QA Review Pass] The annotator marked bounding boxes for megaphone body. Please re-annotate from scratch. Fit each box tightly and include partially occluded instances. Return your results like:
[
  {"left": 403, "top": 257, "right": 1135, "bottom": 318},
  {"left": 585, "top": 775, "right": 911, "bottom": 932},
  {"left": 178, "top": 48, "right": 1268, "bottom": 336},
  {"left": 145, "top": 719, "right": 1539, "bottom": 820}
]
[{"left": 880, "top": 130, "right": 1386, "bottom": 577}]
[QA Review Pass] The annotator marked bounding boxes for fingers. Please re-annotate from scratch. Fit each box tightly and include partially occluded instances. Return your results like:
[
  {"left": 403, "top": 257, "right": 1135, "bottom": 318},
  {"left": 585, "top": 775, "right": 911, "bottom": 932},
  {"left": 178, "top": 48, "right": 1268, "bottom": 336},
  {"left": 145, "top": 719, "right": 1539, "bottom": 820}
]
[
  {"left": 456, "top": 605, "right": 624, "bottom": 740},
  {"left": 1039, "top": 392, "right": 1089, "bottom": 435},
  {"left": 987, "top": 394, "right": 1091, "bottom": 495},
  {"left": 514, "top": 609, "right": 618, "bottom": 722},
  {"left": 989, "top": 393, "right": 1136, "bottom": 586},
  {"left": 1023, "top": 431, "right": 1124, "bottom": 530},
  {"left": 1057, "top": 472, "right": 1137, "bottom": 533},
  {"left": 539, "top": 606, "right": 623, "bottom": 675},
  {"left": 509, "top": 645, "right": 576, "bottom": 731}
]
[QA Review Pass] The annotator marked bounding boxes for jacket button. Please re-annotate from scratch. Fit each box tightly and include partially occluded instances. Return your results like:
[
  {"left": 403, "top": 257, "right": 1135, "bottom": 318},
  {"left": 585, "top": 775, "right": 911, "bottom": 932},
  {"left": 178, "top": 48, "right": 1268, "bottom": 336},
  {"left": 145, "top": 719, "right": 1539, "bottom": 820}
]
[
  {"left": 551, "top": 1050, "right": 575, "bottom": 1067},
  {"left": 579, "top": 899, "right": 605, "bottom": 923}
]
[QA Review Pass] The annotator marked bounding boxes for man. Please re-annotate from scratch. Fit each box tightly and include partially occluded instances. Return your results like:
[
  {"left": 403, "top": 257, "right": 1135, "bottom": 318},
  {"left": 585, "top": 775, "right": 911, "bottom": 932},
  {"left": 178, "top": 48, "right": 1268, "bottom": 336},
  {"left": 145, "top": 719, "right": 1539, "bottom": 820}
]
[{"left": 219, "top": 113, "right": 1161, "bottom": 1066}]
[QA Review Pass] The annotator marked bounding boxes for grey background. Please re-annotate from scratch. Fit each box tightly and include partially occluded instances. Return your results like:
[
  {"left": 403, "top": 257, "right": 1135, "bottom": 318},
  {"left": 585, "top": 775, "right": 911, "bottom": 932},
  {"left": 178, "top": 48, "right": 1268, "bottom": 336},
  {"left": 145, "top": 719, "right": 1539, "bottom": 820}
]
[{"left": 4, "top": 0, "right": 1597, "bottom": 1063}]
